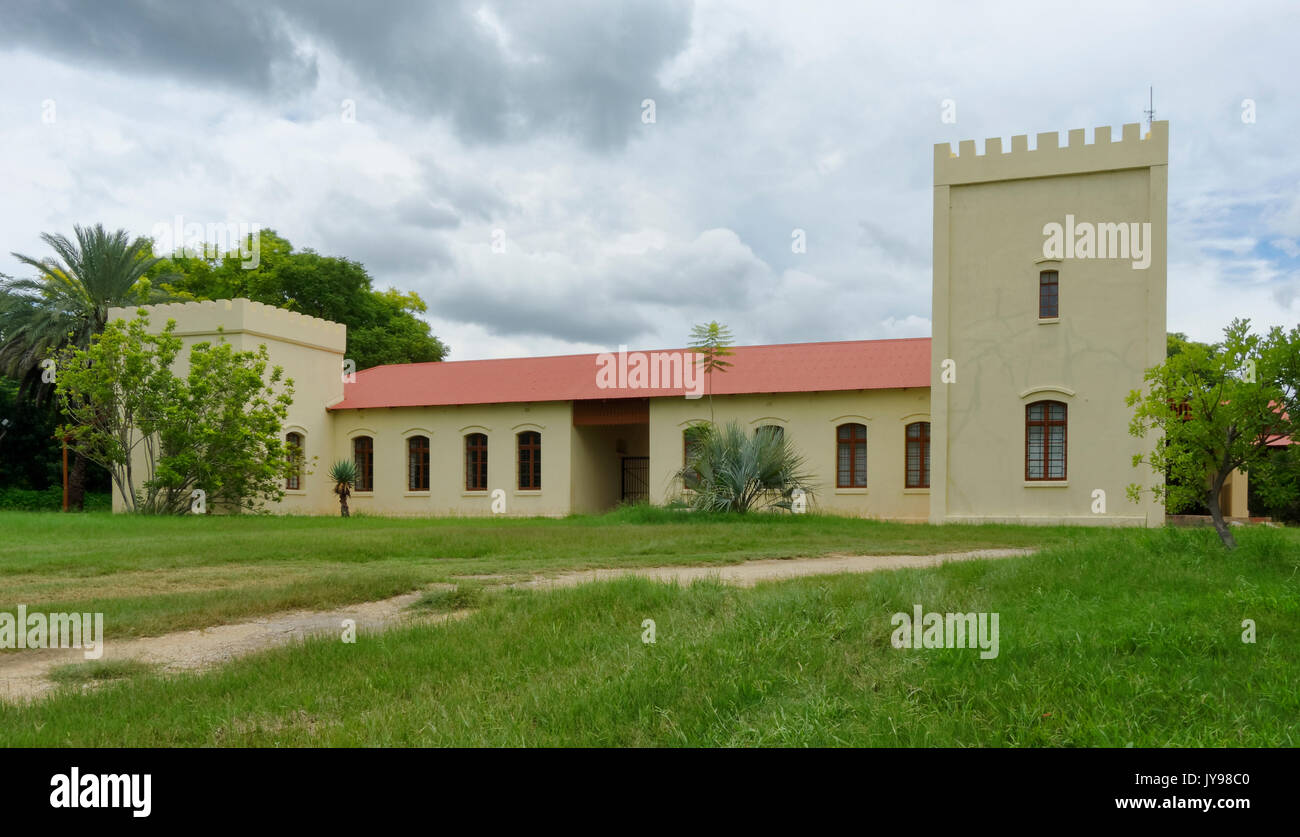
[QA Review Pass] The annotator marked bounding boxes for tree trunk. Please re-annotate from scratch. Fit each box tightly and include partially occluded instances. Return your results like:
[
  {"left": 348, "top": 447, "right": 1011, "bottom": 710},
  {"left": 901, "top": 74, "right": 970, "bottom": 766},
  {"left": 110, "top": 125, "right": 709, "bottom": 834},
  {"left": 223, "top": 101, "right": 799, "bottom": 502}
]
[
  {"left": 68, "top": 451, "right": 87, "bottom": 511},
  {"left": 338, "top": 488, "right": 350, "bottom": 518},
  {"left": 1207, "top": 478, "right": 1237, "bottom": 550}
]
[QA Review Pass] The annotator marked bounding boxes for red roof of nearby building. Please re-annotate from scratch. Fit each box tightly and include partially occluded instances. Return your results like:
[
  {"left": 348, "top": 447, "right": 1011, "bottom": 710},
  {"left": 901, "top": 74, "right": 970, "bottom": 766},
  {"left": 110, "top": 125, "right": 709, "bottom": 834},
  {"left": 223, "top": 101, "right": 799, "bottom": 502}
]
[{"left": 329, "top": 337, "right": 931, "bottom": 410}]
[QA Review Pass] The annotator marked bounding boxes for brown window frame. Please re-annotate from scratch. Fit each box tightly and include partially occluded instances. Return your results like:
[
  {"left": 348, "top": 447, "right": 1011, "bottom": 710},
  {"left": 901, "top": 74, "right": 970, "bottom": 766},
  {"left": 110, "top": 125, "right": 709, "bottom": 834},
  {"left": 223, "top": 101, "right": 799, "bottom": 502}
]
[
  {"left": 407, "top": 435, "right": 430, "bottom": 492},
  {"left": 836, "top": 423, "right": 868, "bottom": 488},
  {"left": 682, "top": 426, "right": 706, "bottom": 489},
  {"left": 285, "top": 432, "right": 303, "bottom": 490},
  {"left": 517, "top": 431, "right": 541, "bottom": 490},
  {"left": 905, "top": 422, "right": 930, "bottom": 489},
  {"left": 465, "top": 433, "right": 488, "bottom": 492},
  {"left": 1025, "top": 401, "right": 1067, "bottom": 481},
  {"left": 1039, "top": 270, "right": 1060, "bottom": 319},
  {"left": 353, "top": 436, "right": 374, "bottom": 492}
]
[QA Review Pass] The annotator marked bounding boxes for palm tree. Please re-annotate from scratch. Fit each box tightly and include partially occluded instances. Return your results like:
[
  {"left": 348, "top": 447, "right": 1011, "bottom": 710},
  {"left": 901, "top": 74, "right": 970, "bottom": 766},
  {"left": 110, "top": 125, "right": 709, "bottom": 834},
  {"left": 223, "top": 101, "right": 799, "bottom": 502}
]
[
  {"left": 328, "top": 460, "right": 357, "bottom": 518},
  {"left": 0, "top": 224, "right": 169, "bottom": 508},
  {"left": 688, "top": 321, "right": 734, "bottom": 424}
]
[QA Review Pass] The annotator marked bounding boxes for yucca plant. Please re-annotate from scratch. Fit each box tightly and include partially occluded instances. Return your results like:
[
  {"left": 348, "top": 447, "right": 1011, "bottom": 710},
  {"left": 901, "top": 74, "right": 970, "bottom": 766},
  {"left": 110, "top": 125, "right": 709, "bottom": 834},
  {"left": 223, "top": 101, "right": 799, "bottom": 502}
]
[
  {"left": 328, "top": 459, "right": 357, "bottom": 518},
  {"left": 674, "top": 420, "right": 816, "bottom": 513}
]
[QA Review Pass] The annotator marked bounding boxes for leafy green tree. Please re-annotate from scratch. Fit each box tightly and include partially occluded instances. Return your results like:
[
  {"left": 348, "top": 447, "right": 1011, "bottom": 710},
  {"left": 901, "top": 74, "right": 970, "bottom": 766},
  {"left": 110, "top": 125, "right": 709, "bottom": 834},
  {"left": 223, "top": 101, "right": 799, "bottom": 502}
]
[
  {"left": 153, "top": 230, "right": 448, "bottom": 370},
  {"left": 1127, "top": 318, "right": 1300, "bottom": 549},
  {"left": 688, "top": 321, "right": 734, "bottom": 424},
  {"left": 54, "top": 310, "right": 295, "bottom": 514},
  {"left": 674, "top": 420, "right": 816, "bottom": 513},
  {"left": 0, "top": 225, "right": 171, "bottom": 507}
]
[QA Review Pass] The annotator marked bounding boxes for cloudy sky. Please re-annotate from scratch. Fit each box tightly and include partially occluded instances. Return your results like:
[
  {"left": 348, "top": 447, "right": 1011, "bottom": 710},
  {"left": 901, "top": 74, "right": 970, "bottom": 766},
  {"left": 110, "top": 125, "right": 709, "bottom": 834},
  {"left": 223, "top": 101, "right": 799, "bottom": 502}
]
[{"left": 1, "top": 0, "right": 1297, "bottom": 361}]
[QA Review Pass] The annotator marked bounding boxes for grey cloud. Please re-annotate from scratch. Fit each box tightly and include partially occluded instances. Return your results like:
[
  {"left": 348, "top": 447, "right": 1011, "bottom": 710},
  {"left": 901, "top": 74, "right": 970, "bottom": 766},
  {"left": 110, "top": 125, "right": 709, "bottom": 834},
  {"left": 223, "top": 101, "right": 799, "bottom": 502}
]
[
  {"left": 1, "top": 0, "right": 695, "bottom": 149},
  {"left": 0, "top": 0, "right": 317, "bottom": 93}
]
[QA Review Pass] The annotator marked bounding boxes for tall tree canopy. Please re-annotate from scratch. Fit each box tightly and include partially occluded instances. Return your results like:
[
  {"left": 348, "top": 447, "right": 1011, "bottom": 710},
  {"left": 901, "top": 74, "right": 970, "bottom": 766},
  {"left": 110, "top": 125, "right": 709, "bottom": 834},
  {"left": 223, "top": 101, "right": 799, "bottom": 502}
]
[{"left": 150, "top": 230, "right": 448, "bottom": 371}]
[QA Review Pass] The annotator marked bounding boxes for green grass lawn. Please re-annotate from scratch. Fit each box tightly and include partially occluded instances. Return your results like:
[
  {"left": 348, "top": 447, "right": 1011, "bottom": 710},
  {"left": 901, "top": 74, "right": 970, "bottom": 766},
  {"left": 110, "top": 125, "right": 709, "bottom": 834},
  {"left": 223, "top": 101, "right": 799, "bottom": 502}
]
[
  {"left": 0, "top": 513, "right": 1296, "bottom": 746},
  {"left": 1, "top": 505, "right": 1091, "bottom": 640}
]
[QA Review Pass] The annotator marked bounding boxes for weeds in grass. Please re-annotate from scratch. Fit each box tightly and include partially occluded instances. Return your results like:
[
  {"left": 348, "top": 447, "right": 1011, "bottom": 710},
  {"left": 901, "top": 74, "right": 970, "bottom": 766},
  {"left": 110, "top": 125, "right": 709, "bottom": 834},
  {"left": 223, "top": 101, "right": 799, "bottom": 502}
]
[{"left": 48, "top": 659, "right": 155, "bottom": 686}]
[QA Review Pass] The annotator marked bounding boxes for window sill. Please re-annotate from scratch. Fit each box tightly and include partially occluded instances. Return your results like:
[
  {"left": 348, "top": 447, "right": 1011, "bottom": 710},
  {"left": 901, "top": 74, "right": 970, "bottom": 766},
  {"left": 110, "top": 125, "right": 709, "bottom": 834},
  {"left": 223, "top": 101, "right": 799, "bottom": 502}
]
[
  {"left": 461, "top": 490, "right": 489, "bottom": 497},
  {"left": 283, "top": 489, "right": 306, "bottom": 496},
  {"left": 1038, "top": 317, "right": 1060, "bottom": 324},
  {"left": 404, "top": 491, "right": 430, "bottom": 497},
  {"left": 1024, "top": 481, "right": 1068, "bottom": 487},
  {"left": 834, "top": 487, "right": 869, "bottom": 495},
  {"left": 352, "top": 491, "right": 374, "bottom": 497},
  {"left": 902, "top": 488, "right": 930, "bottom": 494},
  {"left": 514, "top": 489, "right": 542, "bottom": 496}
]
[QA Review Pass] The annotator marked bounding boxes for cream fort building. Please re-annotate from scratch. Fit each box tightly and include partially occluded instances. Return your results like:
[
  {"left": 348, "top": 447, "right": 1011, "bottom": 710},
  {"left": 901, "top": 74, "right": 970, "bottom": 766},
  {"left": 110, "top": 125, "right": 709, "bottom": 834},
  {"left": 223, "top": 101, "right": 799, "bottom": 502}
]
[{"left": 115, "top": 121, "right": 1236, "bottom": 525}]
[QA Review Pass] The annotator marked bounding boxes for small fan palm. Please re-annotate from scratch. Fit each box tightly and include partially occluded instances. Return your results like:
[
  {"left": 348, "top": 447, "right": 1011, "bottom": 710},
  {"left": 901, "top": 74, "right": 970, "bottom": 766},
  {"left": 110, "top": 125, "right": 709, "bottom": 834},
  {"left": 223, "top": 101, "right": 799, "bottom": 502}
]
[
  {"left": 674, "top": 420, "right": 816, "bottom": 513},
  {"left": 328, "top": 460, "right": 358, "bottom": 518}
]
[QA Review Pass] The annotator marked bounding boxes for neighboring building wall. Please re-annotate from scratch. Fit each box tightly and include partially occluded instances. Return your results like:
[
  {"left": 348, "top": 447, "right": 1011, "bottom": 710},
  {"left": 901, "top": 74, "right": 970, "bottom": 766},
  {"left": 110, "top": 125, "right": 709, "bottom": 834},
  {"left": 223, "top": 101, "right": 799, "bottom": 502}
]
[
  {"left": 649, "top": 389, "right": 932, "bottom": 520},
  {"left": 105, "top": 299, "right": 345, "bottom": 513},
  {"left": 329, "top": 401, "right": 574, "bottom": 517},
  {"left": 931, "top": 122, "right": 1168, "bottom": 526}
]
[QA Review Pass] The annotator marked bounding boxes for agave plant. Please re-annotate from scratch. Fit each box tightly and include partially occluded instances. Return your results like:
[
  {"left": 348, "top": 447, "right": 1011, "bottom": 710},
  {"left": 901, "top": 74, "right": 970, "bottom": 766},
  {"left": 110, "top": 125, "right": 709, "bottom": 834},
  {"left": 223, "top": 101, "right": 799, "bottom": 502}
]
[
  {"left": 674, "top": 420, "right": 816, "bottom": 513},
  {"left": 328, "top": 459, "right": 357, "bottom": 518}
]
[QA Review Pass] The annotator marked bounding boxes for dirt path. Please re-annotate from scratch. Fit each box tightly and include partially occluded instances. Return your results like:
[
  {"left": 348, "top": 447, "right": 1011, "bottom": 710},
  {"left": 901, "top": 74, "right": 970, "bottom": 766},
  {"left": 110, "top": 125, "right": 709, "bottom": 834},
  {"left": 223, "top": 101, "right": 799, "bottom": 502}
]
[
  {"left": 0, "top": 592, "right": 468, "bottom": 703},
  {"left": 513, "top": 548, "right": 1034, "bottom": 589},
  {"left": 0, "top": 548, "right": 1032, "bottom": 702}
]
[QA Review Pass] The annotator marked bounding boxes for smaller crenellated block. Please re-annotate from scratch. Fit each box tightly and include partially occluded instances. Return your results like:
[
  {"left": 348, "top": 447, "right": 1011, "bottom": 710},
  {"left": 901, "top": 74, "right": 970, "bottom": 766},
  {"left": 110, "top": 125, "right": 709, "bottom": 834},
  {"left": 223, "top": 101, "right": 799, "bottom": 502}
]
[{"left": 107, "top": 297, "right": 347, "bottom": 353}]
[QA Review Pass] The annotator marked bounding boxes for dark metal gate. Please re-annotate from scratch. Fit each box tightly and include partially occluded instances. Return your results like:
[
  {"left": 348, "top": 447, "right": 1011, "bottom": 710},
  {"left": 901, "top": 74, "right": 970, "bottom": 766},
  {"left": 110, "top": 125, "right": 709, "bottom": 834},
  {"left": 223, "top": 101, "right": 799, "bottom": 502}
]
[{"left": 621, "top": 456, "right": 649, "bottom": 504}]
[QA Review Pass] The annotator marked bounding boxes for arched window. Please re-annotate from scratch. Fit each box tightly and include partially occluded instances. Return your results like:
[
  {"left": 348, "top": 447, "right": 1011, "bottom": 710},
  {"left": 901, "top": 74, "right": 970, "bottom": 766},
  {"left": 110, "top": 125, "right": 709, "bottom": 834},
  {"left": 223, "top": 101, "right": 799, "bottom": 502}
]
[
  {"left": 285, "top": 432, "right": 303, "bottom": 490},
  {"left": 756, "top": 425, "right": 784, "bottom": 444},
  {"left": 353, "top": 436, "right": 374, "bottom": 492},
  {"left": 905, "top": 422, "right": 930, "bottom": 489},
  {"left": 836, "top": 423, "right": 867, "bottom": 488},
  {"left": 1025, "top": 401, "right": 1067, "bottom": 481},
  {"left": 407, "top": 435, "right": 430, "bottom": 491},
  {"left": 465, "top": 433, "right": 488, "bottom": 491},
  {"left": 1039, "top": 269, "right": 1059, "bottom": 318},
  {"left": 517, "top": 431, "right": 541, "bottom": 490}
]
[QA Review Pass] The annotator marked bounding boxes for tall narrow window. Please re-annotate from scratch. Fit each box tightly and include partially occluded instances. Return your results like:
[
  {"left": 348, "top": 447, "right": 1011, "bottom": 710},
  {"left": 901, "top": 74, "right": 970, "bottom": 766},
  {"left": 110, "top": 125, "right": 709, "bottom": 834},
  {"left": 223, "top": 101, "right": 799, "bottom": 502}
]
[
  {"left": 905, "top": 422, "right": 930, "bottom": 489},
  {"left": 1025, "top": 401, "right": 1067, "bottom": 481},
  {"left": 465, "top": 433, "right": 488, "bottom": 491},
  {"left": 353, "top": 436, "right": 374, "bottom": 492},
  {"left": 285, "top": 432, "right": 303, "bottom": 490},
  {"left": 1039, "top": 270, "right": 1059, "bottom": 318},
  {"left": 836, "top": 423, "right": 867, "bottom": 488},
  {"left": 756, "top": 425, "right": 784, "bottom": 444},
  {"left": 517, "top": 431, "right": 541, "bottom": 490},
  {"left": 407, "top": 435, "right": 430, "bottom": 491},
  {"left": 683, "top": 426, "right": 706, "bottom": 467},
  {"left": 682, "top": 425, "right": 707, "bottom": 490}
]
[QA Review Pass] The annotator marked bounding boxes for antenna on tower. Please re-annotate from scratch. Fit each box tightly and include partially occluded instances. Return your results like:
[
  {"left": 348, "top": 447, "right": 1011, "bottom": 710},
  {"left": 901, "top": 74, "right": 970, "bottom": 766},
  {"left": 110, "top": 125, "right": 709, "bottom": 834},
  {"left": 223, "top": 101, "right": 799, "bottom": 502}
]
[{"left": 1144, "top": 87, "right": 1156, "bottom": 128}]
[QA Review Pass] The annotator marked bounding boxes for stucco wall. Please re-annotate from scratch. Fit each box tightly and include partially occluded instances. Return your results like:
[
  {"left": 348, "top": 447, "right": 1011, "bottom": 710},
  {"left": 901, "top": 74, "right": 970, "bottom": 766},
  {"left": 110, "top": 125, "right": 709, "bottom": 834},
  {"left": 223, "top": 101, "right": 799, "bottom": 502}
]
[
  {"left": 329, "top": 401, "right": 574, "bottom": 517},
  {"left": 648, "top": 389, "right": 932, "bottom": 520}
]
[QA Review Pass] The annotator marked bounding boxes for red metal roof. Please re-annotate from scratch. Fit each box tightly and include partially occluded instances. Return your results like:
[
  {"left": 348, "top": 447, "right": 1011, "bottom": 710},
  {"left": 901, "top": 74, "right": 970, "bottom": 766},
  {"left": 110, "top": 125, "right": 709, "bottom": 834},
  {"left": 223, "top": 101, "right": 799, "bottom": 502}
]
[{"left": 329, "top": 337, "right": 931, "bottom": 410}]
